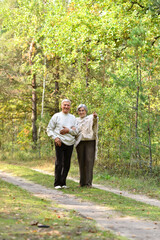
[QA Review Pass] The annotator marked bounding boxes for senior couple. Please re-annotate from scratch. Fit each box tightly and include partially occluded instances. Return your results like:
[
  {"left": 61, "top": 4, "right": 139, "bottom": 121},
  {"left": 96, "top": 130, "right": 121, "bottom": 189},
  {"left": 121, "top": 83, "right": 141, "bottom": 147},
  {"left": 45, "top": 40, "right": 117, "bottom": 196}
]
[{"left": 47, "top": 99, "right": 98, "bottom": 189}]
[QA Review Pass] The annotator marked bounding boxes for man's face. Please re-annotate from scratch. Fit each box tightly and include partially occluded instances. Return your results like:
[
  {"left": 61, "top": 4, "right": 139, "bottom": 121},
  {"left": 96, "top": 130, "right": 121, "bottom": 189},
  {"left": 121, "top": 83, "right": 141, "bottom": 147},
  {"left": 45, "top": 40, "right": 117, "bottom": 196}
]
[{"left": 61, "top": 101, "right": 71, "bottom": 114}]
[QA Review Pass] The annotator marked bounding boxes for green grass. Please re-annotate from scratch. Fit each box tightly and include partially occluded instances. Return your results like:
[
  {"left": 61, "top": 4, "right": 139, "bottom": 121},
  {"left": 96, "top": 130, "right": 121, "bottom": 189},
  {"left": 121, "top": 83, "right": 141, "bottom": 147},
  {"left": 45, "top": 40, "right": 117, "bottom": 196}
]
[
  {"left": 0, "top": 162, "right": 160, "bottom": 222},
  {"left": 93, "top": 170, "right": 160, "bottom": 200},
  {"left": 69, "top": 161, "right": 160, "bottom": 200},
  {"left": 0, "top": 179, "right": 126, "bottom": 240},
  {"left": 1, "top": 151, "right": 160, "bottom": 201}
]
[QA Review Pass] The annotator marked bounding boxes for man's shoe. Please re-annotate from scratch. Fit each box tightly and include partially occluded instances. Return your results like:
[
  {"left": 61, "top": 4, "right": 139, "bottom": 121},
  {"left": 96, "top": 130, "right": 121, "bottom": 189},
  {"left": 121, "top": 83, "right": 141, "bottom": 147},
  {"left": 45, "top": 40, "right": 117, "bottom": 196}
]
[
  {"left": 54, "top": 185, "right": 62, "bottom": 189},
  {"left": 62, "top": 185, "right": 69, "bottom": 189}
]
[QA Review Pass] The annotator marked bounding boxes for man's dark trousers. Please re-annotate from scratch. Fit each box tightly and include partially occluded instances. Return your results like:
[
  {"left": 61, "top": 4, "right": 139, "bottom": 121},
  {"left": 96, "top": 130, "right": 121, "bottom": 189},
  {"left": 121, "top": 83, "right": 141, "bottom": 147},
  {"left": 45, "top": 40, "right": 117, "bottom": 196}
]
[{"left": 54, "top": 143, "right": 73, "bottom": 187}]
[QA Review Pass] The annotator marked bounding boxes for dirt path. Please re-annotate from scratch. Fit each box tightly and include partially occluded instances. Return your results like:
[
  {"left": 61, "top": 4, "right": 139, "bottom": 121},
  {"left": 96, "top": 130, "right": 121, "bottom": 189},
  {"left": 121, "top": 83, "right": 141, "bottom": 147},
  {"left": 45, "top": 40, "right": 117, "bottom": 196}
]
[
  {"left": 33, "top": 168, "right": 160, "bottom": 208},
  {"left": 0, "top": 170, "right": 160, "bottom": 240}
]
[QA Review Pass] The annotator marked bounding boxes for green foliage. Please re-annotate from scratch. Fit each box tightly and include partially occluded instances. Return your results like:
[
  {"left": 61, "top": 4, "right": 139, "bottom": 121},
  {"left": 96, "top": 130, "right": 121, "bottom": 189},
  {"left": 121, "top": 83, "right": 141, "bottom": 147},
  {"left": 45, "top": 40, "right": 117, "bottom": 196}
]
[{"left": 0, "top": 0, "right": 159, "bottom": 175}]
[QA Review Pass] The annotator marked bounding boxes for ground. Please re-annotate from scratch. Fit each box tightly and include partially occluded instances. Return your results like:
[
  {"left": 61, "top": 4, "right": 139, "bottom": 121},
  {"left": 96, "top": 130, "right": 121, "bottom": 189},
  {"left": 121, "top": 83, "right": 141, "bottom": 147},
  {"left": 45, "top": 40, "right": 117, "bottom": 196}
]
[{"left": 0, "top": 170, "right": 160, "bottom": 240}]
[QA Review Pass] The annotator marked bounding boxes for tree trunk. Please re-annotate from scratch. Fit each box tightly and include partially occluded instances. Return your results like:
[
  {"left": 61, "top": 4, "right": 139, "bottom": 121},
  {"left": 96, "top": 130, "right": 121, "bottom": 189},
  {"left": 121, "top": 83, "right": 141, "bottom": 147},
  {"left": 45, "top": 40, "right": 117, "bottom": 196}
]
[
  {"left": 29, "top": 40, "right": 37, "bottom": 148},
  {"left": 86, "top": 55, "right": 89, "bottom": 87},
  {"left": 0, "top": 120, "right": 4, "bottom": 150},
  {"left": 148, "top": 95, "right": 152, "bottom": 173},
  {"left": 38, "top": 57, "right": 46, "bottom": 137},
  {"left": 103, "top": 57, "right": 106, "bottom": 86},
  {"left": 41, "top": 57, "right": 46, "bottom": 119},
  {"left": 38, "top": 57, "right": 47, "bottom": 157},
  {"left": 135, "top": 64, "right": 141, "bottom": 167},
  {"left": 11, "top": 115, "right": 14, "bottom": 156},
  {"left": 54, "top": 57, "right": 60, "bottom": 113},
  {"left": 31, "top": 73, "right": 37, "bottom": 146}
]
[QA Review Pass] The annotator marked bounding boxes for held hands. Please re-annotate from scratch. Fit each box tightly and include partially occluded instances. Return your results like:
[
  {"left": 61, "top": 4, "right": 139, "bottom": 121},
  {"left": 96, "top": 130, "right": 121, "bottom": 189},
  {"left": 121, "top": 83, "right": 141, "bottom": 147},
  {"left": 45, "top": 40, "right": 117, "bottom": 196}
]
[
  {"left": 55, "top": 137, "right": 62, "bottom": 147},
  {"left": 60, "top": 126, "right": 69, "bottom": 135}
]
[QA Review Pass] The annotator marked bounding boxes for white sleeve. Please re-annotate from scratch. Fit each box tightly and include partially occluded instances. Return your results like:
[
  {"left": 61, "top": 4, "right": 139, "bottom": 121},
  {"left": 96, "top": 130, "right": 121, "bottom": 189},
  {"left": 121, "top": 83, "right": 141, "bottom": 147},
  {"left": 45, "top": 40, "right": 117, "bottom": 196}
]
[
  {"left": 69, "top": 118, "right": 79, "bottom": 136},
  {"left": 46, "top": 115, "right": 57, "bottom": 139}
]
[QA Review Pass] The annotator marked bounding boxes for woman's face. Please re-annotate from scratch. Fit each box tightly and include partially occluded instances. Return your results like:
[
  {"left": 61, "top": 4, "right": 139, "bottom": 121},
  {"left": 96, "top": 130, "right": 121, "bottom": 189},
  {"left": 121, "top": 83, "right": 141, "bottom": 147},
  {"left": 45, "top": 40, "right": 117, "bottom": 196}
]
[{"left": 78, "top": 107, "right": 87, "bottom": 118}]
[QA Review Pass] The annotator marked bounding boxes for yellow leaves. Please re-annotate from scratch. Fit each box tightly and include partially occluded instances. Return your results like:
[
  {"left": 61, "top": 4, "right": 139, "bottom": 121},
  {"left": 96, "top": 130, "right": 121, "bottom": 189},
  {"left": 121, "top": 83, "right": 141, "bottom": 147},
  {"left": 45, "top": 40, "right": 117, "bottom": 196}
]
[
  {"left": 67, "top": 7, "right": 75, "bottom": 15},
  {"left": 17, "top": 128, "right": 30, "bottom": 140},
  {"left": 44, "top": 217, "right": 51, "bottom": 221},
  {"left": 16, "top": 126, "right": 31, "bottom": 149},
  {"left": 49, "top": 230, "right": 61, "bottom": 236},
  {"left": 46, "top": 55, "right": 51, "bottom": 60},
  {"left": 90, "top": 3, "right": 103, "bottom": 15},
  {"left": 86, "top": 217, "right": 93, "bottom": 220}
]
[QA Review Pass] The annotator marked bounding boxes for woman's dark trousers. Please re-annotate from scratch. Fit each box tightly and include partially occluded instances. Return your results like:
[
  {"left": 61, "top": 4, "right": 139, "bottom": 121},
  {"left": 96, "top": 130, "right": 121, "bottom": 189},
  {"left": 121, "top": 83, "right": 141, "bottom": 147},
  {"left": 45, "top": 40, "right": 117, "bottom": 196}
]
[{"left": 76, "top": 140, "right": 95, "bottom": 187}]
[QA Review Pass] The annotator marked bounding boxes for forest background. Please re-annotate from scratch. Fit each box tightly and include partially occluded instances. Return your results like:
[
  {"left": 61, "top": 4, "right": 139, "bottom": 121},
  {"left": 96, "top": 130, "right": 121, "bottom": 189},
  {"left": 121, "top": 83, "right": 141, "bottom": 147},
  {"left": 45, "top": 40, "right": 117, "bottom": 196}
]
[{"left": 0, "top": 0, "right": 159, "bottom": 177}]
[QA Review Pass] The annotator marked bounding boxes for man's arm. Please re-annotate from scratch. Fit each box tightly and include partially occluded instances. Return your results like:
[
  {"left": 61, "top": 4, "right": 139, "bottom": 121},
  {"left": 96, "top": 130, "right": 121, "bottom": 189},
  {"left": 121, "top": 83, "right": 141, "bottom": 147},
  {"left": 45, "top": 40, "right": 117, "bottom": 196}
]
[
  {"left": 60, "top": 118, "right": 79, "bottom": 136},
  {"left": 47, "top": 115, "right": 58, "bottom": 139},
  {"left": 47, "top": 115, "right": 62, "bottom": 146},
  {"left": 59, "top": 126, "right": 78, "bottom": 136},
  {"left": 69, "top": 125, "right": 79, "bottom": 136},
  {"left": 70, "top": 118, "right": 80, "bottom": 136},
  {"left": 60, "top": 127, "right": 69, "bottom": 135}
]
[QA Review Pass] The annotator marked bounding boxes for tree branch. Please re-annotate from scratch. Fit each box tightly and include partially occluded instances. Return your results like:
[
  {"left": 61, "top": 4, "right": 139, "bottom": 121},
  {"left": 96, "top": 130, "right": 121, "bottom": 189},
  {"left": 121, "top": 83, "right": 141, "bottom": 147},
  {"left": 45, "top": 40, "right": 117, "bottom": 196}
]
[
  {"left": 151, "top": 36, "right": 160, "bottom": 46},
  {"left": 128, "top": 1, "right": 147, "bottom": 11}
]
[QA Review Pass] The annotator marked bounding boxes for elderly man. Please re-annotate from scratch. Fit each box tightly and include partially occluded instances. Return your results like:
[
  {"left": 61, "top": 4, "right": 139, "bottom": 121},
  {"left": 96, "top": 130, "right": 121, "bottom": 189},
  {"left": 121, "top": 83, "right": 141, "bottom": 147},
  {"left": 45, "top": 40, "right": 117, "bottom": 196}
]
[{"left": 47, "top": 99, "right": 78, "bottom": 189}]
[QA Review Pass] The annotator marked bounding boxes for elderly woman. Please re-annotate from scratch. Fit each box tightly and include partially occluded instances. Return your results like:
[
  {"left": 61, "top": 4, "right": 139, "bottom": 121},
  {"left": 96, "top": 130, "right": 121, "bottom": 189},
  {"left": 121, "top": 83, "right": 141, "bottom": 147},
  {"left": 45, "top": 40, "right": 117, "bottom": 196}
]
[{"left": 75, "top": 104, "right": 98, "bottom": 187}]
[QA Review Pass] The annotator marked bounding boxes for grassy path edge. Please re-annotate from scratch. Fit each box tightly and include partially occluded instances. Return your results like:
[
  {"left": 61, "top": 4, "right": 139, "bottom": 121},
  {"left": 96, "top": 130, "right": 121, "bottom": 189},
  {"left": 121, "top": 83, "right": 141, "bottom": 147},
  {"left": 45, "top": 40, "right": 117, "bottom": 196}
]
[
  {"left": 33, "top": 168, "right": 160, "bottom": 208},
  {"left": 0, "top": 170, "right": 160, "bottom": 240}
]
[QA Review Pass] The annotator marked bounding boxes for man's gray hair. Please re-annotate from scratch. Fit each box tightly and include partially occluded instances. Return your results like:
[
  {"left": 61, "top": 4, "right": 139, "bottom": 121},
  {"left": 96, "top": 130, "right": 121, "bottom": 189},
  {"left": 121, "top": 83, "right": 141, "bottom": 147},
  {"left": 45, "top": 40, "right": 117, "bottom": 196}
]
[
  {"left": 61, "top": 99, "right": 71, "bottom": 104},
  {"left": 77, "top": 104, "right": 88, "bottom": 112}
]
